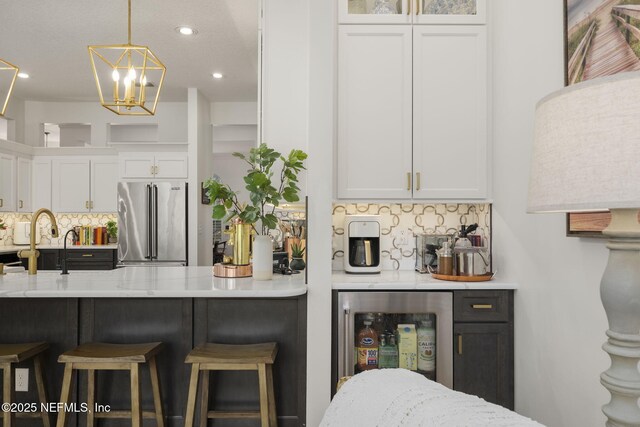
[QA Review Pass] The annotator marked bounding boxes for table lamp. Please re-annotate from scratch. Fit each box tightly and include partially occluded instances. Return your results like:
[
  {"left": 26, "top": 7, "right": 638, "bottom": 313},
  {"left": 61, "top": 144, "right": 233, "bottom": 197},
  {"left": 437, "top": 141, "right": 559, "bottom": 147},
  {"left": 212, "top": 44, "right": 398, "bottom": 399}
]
[{"left": 528, "top": 71, "right": 640, "bottom": 426}]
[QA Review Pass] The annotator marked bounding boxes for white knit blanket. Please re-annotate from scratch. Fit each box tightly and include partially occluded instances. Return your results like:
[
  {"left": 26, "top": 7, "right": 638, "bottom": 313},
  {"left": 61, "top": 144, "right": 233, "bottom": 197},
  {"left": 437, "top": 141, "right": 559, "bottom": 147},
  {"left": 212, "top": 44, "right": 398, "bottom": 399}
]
[{"left": 320, "top": 369, "right": 545, "bottom": 427}]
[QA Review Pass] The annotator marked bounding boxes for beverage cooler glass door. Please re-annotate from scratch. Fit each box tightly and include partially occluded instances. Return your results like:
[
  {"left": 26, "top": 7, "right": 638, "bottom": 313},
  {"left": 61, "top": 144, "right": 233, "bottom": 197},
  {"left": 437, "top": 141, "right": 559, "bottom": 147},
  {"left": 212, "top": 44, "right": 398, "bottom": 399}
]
[{"left": 337, "top": 292, "right": 453, "bottom": 388}]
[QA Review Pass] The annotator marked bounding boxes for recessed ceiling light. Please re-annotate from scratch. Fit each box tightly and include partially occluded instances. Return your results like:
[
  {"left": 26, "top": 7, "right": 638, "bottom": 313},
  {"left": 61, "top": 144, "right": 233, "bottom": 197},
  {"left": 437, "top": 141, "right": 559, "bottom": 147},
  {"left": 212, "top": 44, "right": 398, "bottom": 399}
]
[
  {"left": 212, "top": 72, "right": 223, "bottom": 79},
  {"left": 17, "top": 72, "right": 29, "bottom": 79},
  {"left": 176, "top": 26, "right": 197, "bottom": 36}
]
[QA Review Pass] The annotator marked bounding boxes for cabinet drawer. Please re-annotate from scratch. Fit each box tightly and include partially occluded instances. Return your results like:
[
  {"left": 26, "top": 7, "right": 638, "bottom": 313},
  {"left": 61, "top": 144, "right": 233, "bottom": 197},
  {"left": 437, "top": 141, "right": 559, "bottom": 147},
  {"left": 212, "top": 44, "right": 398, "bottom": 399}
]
[
  {"left": 454, "top": 291, "right": 511, "bottom": 323},
  {"left": 65, "top": 250, "right": 114, "bottom": 261}
]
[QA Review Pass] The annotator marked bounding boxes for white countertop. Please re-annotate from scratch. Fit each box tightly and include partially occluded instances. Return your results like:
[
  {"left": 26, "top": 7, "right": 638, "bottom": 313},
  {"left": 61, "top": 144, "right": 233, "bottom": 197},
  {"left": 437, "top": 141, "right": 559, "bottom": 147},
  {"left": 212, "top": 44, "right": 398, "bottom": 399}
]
[
  {"left": 0, "top": 266, "right": 307, "bottom": 298},
  {"left": 0, "top": 244, "right": 117, "bottom": 254},
  {"left": 332, "top": 270, "right": 518, "bottom": 290}
]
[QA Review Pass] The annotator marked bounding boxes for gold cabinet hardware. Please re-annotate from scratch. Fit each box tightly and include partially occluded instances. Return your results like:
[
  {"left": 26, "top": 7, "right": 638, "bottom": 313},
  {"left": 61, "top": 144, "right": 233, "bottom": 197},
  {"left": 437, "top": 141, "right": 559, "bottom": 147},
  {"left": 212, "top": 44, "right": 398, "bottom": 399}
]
[
  {"left": 406, "top": 172, "right": 411, "bottom": 191},
  {"left": 85, "top": 201, "right": 89, "bottom": 209},
  {"left": 415, "top": 0, "right": 419, "bottom": 14},
  {"left": 406, "top": 0, "right": 410, "bottom": 15},
  {"left": 472, "top": 304, "right": 493, "bottom": 309},
  {"left": 82, "top": 254, "right": 94, "bottom": 257},
  {"left": 19, "top": 200, "right": 23, "bottom": 209},
  {"left": 458, "top": 335, "right": 463, "bottom": 355},
  {"left": 0, "top": 198, "right": 3, "bottom": 207},
  {"left": 416, "top": 172, "right": 421, "bottom": 191},
  {"left": 418, "top": 0, "right": 422, "bottom": 15}
]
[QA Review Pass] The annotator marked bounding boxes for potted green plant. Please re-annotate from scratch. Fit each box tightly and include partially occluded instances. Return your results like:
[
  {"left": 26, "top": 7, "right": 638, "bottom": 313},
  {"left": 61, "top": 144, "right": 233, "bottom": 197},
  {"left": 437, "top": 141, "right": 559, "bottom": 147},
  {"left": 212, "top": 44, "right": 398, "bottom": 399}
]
[
  {"left": 106, "top": 220, "right": 118, "bottom": 244},
  {"left": 289, "top": 243, "right": 306, "bottom": 271},
  {"left": 204, "top": 144, "right": 307, "bottom": 280}
]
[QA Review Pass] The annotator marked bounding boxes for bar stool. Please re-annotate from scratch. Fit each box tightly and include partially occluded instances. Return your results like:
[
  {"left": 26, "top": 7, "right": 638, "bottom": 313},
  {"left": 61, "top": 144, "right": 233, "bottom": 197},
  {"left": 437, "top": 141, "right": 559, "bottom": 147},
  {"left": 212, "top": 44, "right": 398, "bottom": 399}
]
[
  {"left": 57, "top": 342, "right": 165, "bottom": 427},
  {"left": 184, "top": 342, "right": 278, "bottom": 427},
  {"left": 0, "top": 343, "right": 50, "bottom": 427}
]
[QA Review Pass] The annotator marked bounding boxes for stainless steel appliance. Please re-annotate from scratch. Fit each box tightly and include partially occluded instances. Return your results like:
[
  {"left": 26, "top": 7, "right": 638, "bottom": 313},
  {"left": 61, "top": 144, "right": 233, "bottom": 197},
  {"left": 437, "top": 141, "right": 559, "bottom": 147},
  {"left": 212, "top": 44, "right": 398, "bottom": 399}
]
[
  {"left": 117, "top": 182, "right": 188, "bottom": 266},
  {"left": 344, "top": 215, "right": 381, "bottom": 274},
  {"left": 415, "top": 233, "right": 453, "bottom": 273},
  {"left": 336, "top": 292, "right": 453, "bottom": 388}
]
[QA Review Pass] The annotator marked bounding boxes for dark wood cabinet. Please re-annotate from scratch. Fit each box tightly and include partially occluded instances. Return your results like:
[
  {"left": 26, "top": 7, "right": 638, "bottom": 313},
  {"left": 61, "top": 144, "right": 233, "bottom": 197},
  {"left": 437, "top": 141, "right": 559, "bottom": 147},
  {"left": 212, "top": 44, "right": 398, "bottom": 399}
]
[
  {"left": 331, "top": 289, "right": 514, "bottom": 410},
  {"left": 0, "top": 295, "right": 307, "bottom": 427},
  {"left": 453, "top": 290, "right": 514, "bottom": 410},
  {"left": 21, "top": 248, "right": 118, "bottom": 270}
]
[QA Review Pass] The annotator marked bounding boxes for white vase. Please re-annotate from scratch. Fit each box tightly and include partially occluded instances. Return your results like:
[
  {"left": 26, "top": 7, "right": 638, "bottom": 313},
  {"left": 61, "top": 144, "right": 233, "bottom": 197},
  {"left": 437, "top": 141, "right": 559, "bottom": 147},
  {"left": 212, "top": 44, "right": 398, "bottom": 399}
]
[{"left": 252, "top": 235, "right": 273, "bottom": 281}]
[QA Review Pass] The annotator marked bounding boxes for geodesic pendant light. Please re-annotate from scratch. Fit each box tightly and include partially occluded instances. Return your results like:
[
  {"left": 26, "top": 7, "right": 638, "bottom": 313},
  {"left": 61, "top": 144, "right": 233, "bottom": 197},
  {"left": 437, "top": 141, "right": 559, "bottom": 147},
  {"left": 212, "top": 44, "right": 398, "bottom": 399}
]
[
  {"left": 0, "top": 58, "right": 19, "bottom": 117},
  {"left": 88, "top": 0, "right": 166, "bottom": 115}
]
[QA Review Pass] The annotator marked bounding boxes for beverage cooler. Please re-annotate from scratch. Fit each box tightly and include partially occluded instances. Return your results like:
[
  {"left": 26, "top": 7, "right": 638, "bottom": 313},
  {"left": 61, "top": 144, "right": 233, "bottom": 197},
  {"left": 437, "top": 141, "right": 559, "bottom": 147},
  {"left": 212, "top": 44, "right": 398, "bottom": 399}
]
[{"left": 336, "top": 292, "right": 453, "bottom": 388}]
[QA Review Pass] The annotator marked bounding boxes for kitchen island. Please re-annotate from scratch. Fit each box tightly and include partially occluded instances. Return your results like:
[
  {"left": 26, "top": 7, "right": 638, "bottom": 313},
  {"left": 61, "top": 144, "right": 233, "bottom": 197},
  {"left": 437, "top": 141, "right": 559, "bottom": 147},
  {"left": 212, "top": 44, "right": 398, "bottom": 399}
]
[{"left": 0, "top": 267, "right": 307, "bottom": 427}]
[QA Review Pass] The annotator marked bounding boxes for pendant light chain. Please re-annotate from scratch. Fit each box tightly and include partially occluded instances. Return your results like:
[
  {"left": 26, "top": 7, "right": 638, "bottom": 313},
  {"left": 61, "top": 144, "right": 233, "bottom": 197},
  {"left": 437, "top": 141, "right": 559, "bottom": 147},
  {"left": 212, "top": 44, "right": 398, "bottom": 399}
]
[{"left": 128, "top": 0, "right": 132, "bottom": 45}]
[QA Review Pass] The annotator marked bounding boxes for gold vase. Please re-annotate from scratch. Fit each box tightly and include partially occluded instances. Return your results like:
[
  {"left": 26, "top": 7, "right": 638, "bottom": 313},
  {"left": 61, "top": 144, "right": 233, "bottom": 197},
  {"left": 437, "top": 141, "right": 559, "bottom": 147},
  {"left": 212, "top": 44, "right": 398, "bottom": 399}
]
[{"left": 227, "top": 220, "right": 253, "bottom": 266}]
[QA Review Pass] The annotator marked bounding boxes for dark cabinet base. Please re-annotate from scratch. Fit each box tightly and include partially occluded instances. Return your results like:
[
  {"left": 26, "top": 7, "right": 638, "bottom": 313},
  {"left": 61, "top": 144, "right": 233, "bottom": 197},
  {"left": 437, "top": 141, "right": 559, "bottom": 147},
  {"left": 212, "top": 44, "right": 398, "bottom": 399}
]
[
  {"left": 332, "top": 289, "right": 514, "bottom": 410},
  {"left": 19, "top": 248, "right": 118, "bottom": 271},
  {"left": 0, "top": 296, "right": 307, "bottom": 427}
]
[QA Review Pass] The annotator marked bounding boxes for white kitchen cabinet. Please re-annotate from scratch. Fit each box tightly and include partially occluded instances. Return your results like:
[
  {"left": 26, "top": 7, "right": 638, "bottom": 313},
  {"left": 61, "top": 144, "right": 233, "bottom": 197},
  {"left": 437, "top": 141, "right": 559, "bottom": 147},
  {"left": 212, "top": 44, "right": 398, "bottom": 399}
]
[
  {"left": 90, "top": 160, "right": 118, "bottom": 212},
  {"left": 337, "top": 24, "right": 488, "bottom": 200},
  {"left": 119, "top": 153, "right": 188, "bottom": 179},
  {"left": 338, "top": 0, "right": 486, "bottom": 25},
  {"left": 337, "top": 25, "right": 413, "bottom": 199},
  {"left": 0, "top": 153, "right": 15, "bottom": 212},
  {"left": 412, "top": 26, "right": 487, "bottom": 199},
  {"left": 52, "top": 157, "right": 117, "bottom": 213},
  {"left": 32, "top": 158, "right": 52, "bottom": 210},
  {"left": 16, "top": 157, "right": 32, "bottom": 212},
  {"left": 154, "top": 154, "right": 188, "bottom": 178},
  {"left": 52, "top": 158, "right": 91, "bottom": 212}
]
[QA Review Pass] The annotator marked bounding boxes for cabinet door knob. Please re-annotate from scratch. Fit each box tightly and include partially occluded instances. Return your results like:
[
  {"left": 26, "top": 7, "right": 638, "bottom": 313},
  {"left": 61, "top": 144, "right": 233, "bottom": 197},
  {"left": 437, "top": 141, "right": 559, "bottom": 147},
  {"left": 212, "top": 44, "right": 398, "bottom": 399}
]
[
  {"left": 407, "top": 172, "right": 411, "bottom": 191},
  {"left": 416, "top": 172, "right": 421, "bottom": 191}
]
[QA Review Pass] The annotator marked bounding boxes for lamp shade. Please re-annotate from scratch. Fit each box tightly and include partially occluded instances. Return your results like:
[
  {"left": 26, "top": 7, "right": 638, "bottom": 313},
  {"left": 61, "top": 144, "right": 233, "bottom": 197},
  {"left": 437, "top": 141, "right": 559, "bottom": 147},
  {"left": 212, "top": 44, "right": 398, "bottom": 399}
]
[{"left": 528, "top": 71, "right": 640, "bottom": 213}]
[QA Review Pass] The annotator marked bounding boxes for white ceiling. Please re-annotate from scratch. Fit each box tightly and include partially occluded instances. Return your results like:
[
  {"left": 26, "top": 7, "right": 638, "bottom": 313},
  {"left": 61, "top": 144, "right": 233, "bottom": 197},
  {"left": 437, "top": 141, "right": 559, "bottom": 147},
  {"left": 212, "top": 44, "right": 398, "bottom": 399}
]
[{"left": 0, "top": 0, "right": 259, "bottom": 102}]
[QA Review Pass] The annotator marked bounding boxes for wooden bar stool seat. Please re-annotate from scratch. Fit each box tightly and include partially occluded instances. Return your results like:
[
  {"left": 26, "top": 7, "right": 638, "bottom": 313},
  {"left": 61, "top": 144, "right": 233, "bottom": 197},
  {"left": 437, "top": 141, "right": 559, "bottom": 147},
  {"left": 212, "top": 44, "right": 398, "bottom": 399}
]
[
  {"left": 0, "top": 342, "right": 51, "bottom": 427},
  {"left": 56, "top": 342, "right": 165, "bottom": 427},
  {"left": 184, "top": 342, "right": 278, "bottom": 427}
]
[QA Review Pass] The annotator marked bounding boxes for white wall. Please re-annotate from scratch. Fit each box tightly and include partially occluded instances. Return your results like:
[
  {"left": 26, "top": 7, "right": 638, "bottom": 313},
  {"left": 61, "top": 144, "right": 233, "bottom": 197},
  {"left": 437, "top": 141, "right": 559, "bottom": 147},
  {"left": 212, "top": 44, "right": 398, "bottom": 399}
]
[
  {"left": 23, "top": 101, "right": 187, "bottom": 146},
  {"left": 306, "top": 0, "right": 335, "bottom": 425},
  {"left": 261, "top": 0, "right": 309, "bottom": 192},
  {"left": 212, "top": 153, "right": 250, "bottom": 205},
  {"left": 188, "top": 88, "right": 214, "bottom": 266},
  {"left": 2, "top": 95, "right": 25, "bottom": 142},
  {"left": 491, "top": 1, "right": 610, "bottom": 425},
  {"left": 211, "top": 101, "right": 257, "bottom": 125}
]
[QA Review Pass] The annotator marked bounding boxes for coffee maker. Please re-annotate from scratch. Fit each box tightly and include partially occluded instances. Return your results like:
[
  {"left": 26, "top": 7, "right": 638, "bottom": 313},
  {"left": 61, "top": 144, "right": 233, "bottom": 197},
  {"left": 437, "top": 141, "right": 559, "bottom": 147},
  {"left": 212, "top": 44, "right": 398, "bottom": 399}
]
[{"left": 343, "top": 215, "right": 381, "bottom": 274}]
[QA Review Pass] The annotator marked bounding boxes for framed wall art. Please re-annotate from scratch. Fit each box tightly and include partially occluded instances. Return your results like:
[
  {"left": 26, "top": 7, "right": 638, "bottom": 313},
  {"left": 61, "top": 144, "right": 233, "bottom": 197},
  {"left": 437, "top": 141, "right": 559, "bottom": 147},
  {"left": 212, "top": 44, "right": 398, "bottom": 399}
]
[{"left": 564, "top": 0, "right": 640, "bottom": 236}]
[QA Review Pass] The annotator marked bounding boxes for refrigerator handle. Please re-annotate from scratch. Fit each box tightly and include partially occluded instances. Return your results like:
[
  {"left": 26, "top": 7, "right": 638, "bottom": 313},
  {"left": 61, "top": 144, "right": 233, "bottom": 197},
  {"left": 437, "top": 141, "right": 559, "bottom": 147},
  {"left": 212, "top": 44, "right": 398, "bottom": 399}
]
[
  {"left": 153, "top": 184, "right": 159, "bottom": 259},
  {"left": 342, "top": 306, "right": 351, "bottom": 378},
  {"left": 146, "top": 184, "right": 152, "bottom": 259}
]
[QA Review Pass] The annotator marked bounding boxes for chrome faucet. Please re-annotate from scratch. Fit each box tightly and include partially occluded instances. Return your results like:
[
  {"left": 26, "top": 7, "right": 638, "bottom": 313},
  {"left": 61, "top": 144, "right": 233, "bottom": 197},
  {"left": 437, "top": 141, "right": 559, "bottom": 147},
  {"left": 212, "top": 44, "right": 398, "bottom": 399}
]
[{"left": 18, "top": 208, "right": 59, "bottom": 275}]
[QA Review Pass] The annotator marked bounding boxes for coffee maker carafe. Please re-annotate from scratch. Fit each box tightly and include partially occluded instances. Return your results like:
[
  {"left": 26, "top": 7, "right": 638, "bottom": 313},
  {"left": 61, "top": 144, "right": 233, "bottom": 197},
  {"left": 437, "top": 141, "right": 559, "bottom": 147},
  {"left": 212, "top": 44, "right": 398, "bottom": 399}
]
[{"left": 344, "top": 215, "right": 382, "bottom": 274}]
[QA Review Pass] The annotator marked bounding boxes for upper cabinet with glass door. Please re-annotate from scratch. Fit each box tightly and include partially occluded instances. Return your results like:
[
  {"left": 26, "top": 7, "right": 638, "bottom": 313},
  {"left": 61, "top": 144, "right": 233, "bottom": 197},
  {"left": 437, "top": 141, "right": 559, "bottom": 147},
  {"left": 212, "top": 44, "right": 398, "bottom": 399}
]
[{"left": 339, "top": 0, "right": 486, "bottom": 25}]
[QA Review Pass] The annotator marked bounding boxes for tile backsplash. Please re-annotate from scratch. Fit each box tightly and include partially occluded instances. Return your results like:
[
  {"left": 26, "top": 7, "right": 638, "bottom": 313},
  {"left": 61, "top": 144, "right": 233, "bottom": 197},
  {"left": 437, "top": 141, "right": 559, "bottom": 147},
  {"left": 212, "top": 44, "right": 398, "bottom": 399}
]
[
  {"left": 0, "top": 213, "right": 117, "bottom": 246},
  {"left": 332, "top": 203, "right": 491, "bottom": 270}
]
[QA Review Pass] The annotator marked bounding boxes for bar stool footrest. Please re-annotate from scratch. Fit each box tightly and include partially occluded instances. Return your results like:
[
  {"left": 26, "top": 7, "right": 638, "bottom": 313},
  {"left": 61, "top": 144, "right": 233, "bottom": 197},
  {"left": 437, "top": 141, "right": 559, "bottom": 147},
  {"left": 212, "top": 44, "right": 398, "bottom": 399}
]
[
  {"left": 94, "top": 410, "right": 158, "bottom": 419},
  {"left": 208, "top": 410, "right": 261, "bottom": 419}
]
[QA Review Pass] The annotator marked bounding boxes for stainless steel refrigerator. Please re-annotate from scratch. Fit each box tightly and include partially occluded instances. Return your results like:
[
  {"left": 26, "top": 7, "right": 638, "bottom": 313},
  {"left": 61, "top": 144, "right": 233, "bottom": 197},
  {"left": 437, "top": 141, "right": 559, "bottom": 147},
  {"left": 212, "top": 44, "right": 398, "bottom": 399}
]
[{"left": 117, "top": 182, "right": 188, "bottom": 266}]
